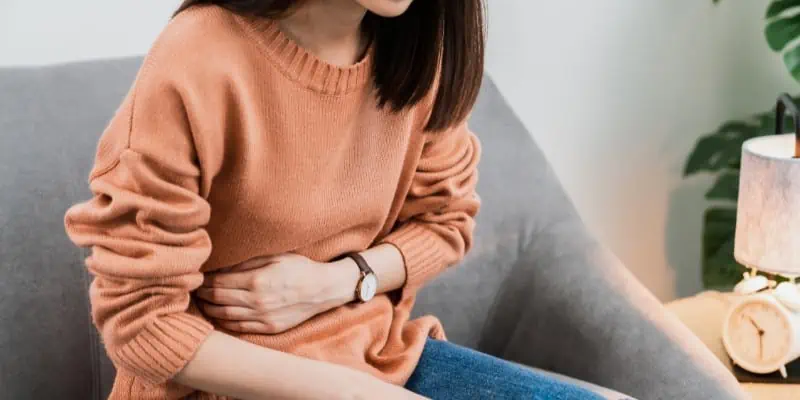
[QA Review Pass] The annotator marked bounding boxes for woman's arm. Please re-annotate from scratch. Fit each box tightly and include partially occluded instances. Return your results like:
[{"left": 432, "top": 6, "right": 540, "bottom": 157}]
[
  {"left": 376, "top": 121, "right": 481, "bottom": 297},
  {"left": 195, "top": 97, "right": 481, "bottom": 340},
  {"left": 175, "top": 331, "right": 425, "bottom": 400},
  {"left": 64, "top": 61, "right": 218, "bottom": 386},
  {"left": 199, "top": 122, "right": 480, "bottom": 333},
  {"left": 288, "top": 122, "right": 482, "bottom": 301},
  {"left": 349, "top": 243, "right": 407, "bottom": 295},
  {"left": 201, "top": 120, "right": 480, "bottom": 315}
]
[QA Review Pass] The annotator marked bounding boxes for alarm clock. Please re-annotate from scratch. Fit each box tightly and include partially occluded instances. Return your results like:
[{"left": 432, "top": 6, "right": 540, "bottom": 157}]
[{"left": 722, "top": 292, "right": 800, "bottom": 378}]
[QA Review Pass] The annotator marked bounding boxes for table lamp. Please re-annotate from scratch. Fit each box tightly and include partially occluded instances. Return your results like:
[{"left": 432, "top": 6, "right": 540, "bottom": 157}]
[
  {"left": 734, "top": 93, "right": 800, "bottom": 294},
  {"left": 722, "top": 93, "right": 800, "bottom": 379}
]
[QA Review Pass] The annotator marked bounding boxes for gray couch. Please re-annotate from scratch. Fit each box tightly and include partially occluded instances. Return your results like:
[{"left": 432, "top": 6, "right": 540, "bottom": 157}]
[{"left": 0, "top": 58, "right": 747, "bottom": 400}]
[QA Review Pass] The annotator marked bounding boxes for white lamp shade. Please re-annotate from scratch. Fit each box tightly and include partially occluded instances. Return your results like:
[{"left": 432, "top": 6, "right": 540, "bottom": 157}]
[{"left": 734, "top": 133, "right": 800, "bottom": 276}]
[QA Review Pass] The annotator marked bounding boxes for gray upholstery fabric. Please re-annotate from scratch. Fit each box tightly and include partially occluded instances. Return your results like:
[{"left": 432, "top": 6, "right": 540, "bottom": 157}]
[
  {"left": 0, "top": 59, "right": 137, "bottom": 399},
  {"left": 0, "top": 57, "right": 746, "bottom": 400}
]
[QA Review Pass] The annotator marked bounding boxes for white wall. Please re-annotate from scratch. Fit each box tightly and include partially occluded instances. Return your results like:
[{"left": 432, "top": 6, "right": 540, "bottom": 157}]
[
  {"left": 0, "top": 0, "right": 179, "bottom": 66},
  {"left": 1, "top": 1, "right": 794, "bottom": 300},
  {"left": 486, "top": 0, "right": 797, "bottom": 300}
]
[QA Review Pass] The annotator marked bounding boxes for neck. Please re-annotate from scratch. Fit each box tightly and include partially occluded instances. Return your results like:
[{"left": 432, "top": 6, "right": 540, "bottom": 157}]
[{"left": 279, "top": 0, "right": 368, "bottom": 67}]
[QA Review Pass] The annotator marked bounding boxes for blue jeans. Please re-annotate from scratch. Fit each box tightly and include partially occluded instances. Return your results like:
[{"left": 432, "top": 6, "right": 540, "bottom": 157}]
[{"left": 405, "top": 339, "right": 604, "bottom": 400}]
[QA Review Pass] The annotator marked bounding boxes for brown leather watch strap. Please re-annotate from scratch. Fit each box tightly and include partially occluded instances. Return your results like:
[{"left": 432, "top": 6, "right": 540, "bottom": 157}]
[{"left": 345, "top": 252, "right": 374, "bottom": 276}]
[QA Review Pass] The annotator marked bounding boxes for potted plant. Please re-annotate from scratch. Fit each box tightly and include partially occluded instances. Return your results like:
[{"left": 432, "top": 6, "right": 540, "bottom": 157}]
[{"left": 685, "top": 0, "right": 800, "bottom": 289}]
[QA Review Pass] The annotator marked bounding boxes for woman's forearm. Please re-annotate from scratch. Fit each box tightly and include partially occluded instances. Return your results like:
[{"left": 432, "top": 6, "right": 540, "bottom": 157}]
[
  {"left": 174, "top": 331, "right": 368, "bottom": 400},
  {"left": 336, "top": 243, "right": 407, "bottom": 295}
]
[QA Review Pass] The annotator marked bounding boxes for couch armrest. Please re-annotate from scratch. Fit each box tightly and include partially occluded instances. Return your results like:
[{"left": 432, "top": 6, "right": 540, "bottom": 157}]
[
  {"left": 486, "top": 216, "right": 748, "bottom": 400},
  {"left": 666, "top": 291, "right": 735, "bottom": 371}
]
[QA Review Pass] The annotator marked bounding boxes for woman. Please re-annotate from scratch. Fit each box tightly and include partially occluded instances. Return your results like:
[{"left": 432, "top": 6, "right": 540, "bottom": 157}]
[{"left": 64, "top": 1, "right": 602, "bottom": 399}]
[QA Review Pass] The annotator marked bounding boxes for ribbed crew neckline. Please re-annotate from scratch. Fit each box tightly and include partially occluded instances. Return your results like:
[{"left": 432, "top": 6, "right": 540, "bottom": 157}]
[{"left": 236, "top": 14, "right": 374, "bottom": 95}]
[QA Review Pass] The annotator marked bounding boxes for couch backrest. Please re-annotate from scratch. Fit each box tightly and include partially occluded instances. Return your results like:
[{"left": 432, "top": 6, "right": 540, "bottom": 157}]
[
  {"left": 0, "top": 58, "right": 142, "bottom": 399},
  {"left": 0, "top": 58, "right": 553, "bottom": 399}
]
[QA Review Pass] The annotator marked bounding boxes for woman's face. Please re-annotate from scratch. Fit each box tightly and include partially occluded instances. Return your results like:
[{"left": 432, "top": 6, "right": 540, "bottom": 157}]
[{"left": 353, "top": 0, "right": 414, "bottom": 17}]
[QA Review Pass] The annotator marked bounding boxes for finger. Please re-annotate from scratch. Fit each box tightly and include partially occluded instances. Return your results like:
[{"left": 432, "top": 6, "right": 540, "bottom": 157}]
[
  {"left": 233, "top": 256, "right": 280, "bottom": 272},
  {"left": 195, "top": 287, "right": 251, "bottom": 307},
  {"left": 203, "top": 270, "right": 255, "bottom": 290},
  {"left": 201, "top": 303, "right": 258, "bottom": 321},
  {"left": 217, "top": 320, "right": 277, "bottom": 334},
  {"left": 272, "top": 253, "right": 309, "bottom": 263},
  {"left": 264, "top": 305, "right": 320, "bottom": 332}
]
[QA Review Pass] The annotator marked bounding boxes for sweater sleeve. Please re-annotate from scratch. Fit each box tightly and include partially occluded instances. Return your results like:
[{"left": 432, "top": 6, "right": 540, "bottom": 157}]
[
  {"left": 380, "top": 121, "right": 481, "bottom": 293},
  {"left": 64, "top": 61, "right": 214, "bottom": 385}
]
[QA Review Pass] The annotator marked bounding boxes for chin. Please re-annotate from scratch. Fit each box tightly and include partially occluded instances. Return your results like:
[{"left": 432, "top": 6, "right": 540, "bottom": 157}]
[{"left": 356, "top": 0, "right": 414, "bottom": 18}]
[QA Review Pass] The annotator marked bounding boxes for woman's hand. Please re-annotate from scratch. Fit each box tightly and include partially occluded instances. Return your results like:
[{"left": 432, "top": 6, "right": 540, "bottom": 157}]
[{"left": 197, "top": 254, "right": 358, "bottom": 334}]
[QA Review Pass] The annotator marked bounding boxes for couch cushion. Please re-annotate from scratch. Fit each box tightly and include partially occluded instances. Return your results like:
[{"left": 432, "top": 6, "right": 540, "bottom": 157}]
[{"left": 0, "top": 58, "right": 142, "bottom": 399}]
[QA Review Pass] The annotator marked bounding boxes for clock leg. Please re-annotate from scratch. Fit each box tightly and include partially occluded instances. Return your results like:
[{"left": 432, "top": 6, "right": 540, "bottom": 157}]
[{"left": 779, "top": 365, "right": 788, "bottom": 379}]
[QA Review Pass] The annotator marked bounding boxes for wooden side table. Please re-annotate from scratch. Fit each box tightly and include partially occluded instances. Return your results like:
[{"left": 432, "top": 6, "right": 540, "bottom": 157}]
[
  {"left": 742, "top": 383, "right": 800, "bottom": 399},
  {"left": 667, "top": 291, "right": 800, "bottom": 399}
]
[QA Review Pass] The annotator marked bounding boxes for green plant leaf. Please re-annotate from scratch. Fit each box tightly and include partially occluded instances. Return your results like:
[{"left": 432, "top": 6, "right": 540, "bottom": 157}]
[
  {"left": 684, "top": 136, "right": 727, "bottom": 176},
  {"left": 766, "top": 0, "right": 800, "bottom": 18},
  {"left": 702, "top": 208, "right": 744, "bottom": 288},
  {"left": 764, "top": 1, "right": 800, "bottom": 82},
  {"left": 684, "top": 122, "right": 762, "bottom": 176},
  {"left": 784, "top": 43, "right": 800, "bottom": 81},
  {"left": 765, "top": 13, "right": 800, "bottom": 52},
  {"left": 705, "top": 171, "right": 740, "bottom": 201},
  {"left": 704, "top": 238, "right": 743, "bottom": 288}
]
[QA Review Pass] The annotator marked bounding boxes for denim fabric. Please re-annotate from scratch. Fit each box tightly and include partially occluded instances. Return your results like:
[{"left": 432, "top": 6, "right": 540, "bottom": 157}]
[{"left": 405, "top": 339, "right": 605, "bottom": 400}]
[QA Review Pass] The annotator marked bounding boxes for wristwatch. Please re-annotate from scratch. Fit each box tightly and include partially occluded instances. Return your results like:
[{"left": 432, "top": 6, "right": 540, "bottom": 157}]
[{"left": 346, "top": 252, "right": 378, "bottom": 302}]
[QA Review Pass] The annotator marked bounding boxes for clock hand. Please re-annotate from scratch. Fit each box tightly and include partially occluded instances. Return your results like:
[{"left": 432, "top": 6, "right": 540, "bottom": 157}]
[
  {"left": 747, "top": 316, "right": 765, "bottom": 335},
  {"left": 746, "top": 316, "right": 766, "bottom": 360}
]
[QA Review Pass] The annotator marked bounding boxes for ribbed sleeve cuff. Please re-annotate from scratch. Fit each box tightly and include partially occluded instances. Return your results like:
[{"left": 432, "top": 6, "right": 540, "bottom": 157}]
[
  {"left": 112, "top": 313, "right": 214, "bottom": 385},
  {"left": 381, "top": 223, "right": 449, "bottom": 290}
]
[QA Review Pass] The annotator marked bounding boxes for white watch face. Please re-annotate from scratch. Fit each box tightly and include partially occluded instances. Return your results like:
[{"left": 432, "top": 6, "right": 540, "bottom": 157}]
[
  {"left": 724, "top": 298, "right": 794, "bottom": 373},
  {"left": 359, "top": 274, "right": 378, "bottom": 301}
]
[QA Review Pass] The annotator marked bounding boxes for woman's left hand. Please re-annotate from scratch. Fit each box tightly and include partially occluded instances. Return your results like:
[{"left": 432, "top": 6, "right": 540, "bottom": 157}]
[{"left": 197, "top": 254, "right": 358, "bottom": 334}]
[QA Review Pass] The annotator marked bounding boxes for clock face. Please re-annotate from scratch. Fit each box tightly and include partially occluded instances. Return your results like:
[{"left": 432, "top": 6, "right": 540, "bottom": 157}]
[
  {"left": 725, "top": 298, "right": 793, "bottom": 372},
  {"left": 359, "top": 274, "right": 377, "bottom": 301}
]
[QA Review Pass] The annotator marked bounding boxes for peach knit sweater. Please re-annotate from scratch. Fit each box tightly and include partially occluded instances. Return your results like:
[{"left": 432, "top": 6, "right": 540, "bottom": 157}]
[{"left": 64, "top": 5, "right": 480, "bottom": 400}]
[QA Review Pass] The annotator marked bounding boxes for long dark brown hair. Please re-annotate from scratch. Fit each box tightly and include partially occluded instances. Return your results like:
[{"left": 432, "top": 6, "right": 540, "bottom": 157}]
[{"left": 174, "top": 0, "right": 485, "bottom": 132}]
